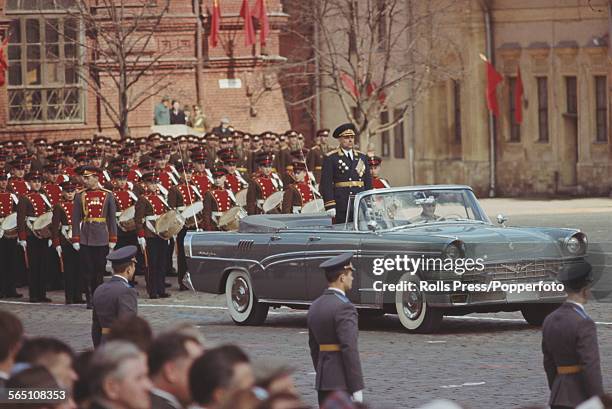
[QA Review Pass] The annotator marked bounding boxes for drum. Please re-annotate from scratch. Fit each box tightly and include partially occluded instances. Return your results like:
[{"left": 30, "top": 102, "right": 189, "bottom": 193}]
[
  {"left": 235, "top": 189, "right": 248, "bottom": 208},
  {"left": 33, "top": 212, "right": 53, "bottom": 239},
  {"left": 181, "top": 201, "right": 204, "bottom": 229},
  {"left": 0, "top": 213, "right": 17, "bottom": 239},
  {"left": 263, "top": 191, "right": 284, "bottom": 213},
  {"left": 301, "top": 199, "right": 324, "bottom": 214},
  {"left": 155, "top": 210, "right": 185, "bottom": 240},
  {"left": 217, "top": 207, "right": 247, "bottom": 231},
  {"left": 118, "top": 206, "right": 136, "bottom": 232}
]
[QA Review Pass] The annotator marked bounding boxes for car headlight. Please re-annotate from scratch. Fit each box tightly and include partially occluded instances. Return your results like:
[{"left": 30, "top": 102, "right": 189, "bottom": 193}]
[
  {"left": 443, "top": 240, "right": 465, "bottom": 259},
  {"left": 565, "top": 233, "right": 587, "bottom": 255}
]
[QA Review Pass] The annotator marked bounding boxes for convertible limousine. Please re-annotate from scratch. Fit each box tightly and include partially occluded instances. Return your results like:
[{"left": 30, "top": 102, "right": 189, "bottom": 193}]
[{"left": 185, "top": 185, "right": 587, "bottom": 333}]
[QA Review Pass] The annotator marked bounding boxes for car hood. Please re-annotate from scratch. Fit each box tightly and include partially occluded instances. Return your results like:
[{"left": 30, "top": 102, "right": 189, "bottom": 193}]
[{"left": 395, "top": 223, "right": 570, "bottom": 261}]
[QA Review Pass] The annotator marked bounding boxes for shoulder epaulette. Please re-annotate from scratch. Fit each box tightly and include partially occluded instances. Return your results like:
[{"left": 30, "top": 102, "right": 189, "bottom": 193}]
[
  {"left": 76, "top": 188, "right": 86, "bottom": 194},
  {"left": 326, "top": 148, "right": 341, "bottom": 157}
]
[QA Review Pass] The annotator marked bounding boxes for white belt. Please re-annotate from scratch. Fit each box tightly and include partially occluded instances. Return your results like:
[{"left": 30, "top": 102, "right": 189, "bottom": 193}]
[{"left": 145, "top": 215, "right": 160, "bottom": 221}]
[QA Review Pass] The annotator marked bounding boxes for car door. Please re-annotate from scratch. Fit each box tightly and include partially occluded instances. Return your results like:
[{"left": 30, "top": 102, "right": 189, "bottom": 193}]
[
  {"left": 256, "top": 232, "right": 308, "bottom": 301},
  {"left": 305, "top": 230, "right": 365, "bottom": 302}
]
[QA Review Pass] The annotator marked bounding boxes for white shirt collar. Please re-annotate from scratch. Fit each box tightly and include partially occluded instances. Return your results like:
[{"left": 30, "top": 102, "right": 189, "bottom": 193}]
[
  {"left": 567, "top": 300, "right": 585, "bottom": 311},
  {"left": 341, "top": 148, "right": 353, "bottom": 158},
  {"left": 328, "top": 287, "right": 346, "bottom": 297},
  {"left": 151, "top": 387, "right": 182, "bottom": 409},
  {"left": 112, "top": 275, "right": 129, "bottom": 284}
]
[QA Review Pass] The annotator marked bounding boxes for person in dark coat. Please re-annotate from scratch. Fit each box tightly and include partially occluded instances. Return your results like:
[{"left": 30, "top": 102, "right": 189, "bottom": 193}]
[
  {"left": 320, "top": 124, "right": 372, "bottom": 224},
  {"left": 170, "top": 100, "right": 187, "bottom": 125},
  {"left": 91, "top": 245, "right": 138, "bottom": 347},
  {"left": 307, "top": 252, "right": 364, "bottom": 406},
  {"left": 542, "top": 261, "right": 604, "bottom": 409}
]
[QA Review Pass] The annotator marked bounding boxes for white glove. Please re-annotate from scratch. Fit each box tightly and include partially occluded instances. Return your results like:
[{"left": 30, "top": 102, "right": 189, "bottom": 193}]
[
  {"left": 138, "top": 237, "right": 146, "bottom": 248},
  {"left": 352, "top": 390, "right": 363, "bottom": 403},
  {"left": 72, "top": 242, "right": 80, "bottom": 251},
  {"left": 18, "top": 240, "right": 27, "bottom": 249},
  {"left": 48, "top": 239, "right": 52, "bottom": 247},
  {"left": 326, "top": 208, "right": 336, "bottom": 218},
  {"left": 0, "top": 229, "right": 4, "bottom": 239},
  {"left": 109, "top": 242, "right": 116, "bottom": 250},
  {"left": 56, "top": 246, "right": 62, "bottom": 256}
]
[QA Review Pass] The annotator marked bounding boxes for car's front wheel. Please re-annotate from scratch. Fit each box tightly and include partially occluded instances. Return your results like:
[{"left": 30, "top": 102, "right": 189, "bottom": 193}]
[
  {"left": 395, "top": 273, "right": 443, "bottom": 333},
  {"left": 521, "top": 303, "right": 561, "bottom": 326},
  {"left": 225, "top": 270, "right": 269, "bottom": 325}
]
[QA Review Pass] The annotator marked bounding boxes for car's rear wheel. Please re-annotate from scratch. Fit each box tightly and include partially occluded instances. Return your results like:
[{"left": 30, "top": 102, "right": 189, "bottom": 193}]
[
  {"left": 521, "top": 303, "right": 561, "bottom": 326},
  {"left": 395, "top": 273, "right": 443, "bottom": 333},
  {"left": 225, "top": 270, "right": 269, "bottom": 325}
]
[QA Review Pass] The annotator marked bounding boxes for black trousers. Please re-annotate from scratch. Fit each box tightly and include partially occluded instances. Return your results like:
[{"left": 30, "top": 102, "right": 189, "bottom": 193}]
[
  {"left": 176, "top": 228, "right": 188, "bottom": 287},
  {"left": 145, "top": 237, "right": 168, "bottom": 297},
  {"left": 0, "top": 238, "right": 18, "bottom": 296},
  {"left": 26, "top": 236, "right": 47, "bottom": 301},
  {"left": 79, "top": 245, "right": 108, "bottom": 301},
  {"left": 61, "top": 244, "right": 80, "bottom": 303},
  {"left": 47, "top": 246, "right": 63, "bottom": 291},
  {"left": 317, "top": 390, "right": 335, "bottom": 406},
  {"left": 117, "top": 233, "right": 144, "bottom": 277}
]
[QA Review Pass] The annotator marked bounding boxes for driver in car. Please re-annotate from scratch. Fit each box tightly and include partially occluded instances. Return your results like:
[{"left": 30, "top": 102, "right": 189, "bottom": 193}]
[{"left": 409, "top": 196, "right": 440, "bottom": 222}]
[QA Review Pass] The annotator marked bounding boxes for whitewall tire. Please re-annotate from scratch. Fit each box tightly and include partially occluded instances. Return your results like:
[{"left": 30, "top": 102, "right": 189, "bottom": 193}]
[{"left": 225, "top": 270, "right": 269, "bottom": 325}]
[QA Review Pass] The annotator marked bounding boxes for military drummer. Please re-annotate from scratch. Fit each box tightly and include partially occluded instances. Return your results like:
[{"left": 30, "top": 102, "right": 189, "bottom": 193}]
[
  {"left": 307, "top": 252, "right": 364, "bottom": 406},
  {"left": 91, "top": 245, "right": 138, "bottom": 347},
  {"left": 542, "top": 261, "right": 603, "bottom": 409}
]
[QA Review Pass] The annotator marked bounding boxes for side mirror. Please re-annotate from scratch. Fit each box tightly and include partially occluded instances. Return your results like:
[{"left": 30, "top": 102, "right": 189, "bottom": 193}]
[
  {"left": 496, "top": 214, "right": 508, "bottom": 226},
  {"left": 367, "top": 220, "right": 379, "bottom": 232}
]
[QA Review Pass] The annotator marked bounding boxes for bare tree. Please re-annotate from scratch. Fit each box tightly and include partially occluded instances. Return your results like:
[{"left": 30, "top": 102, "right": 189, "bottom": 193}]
[
  {"left": 46, "top": 0, "right": 175, "bottom": 138},
  {"left": 280, "top": 0, "right": 466, "bottom": 143}
]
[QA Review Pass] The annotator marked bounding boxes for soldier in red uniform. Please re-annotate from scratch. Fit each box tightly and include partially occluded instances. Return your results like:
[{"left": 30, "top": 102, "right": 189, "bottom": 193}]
[
  {"left": 191, "top": 152, "right": 213, "bottom": 196},
  {"left": 0, "top": 169, "right": 21, "bottom": 299},
  {"left": 43, "top": 164, "right": 63, "bottom": 206},
  {"left": 246, "top": 153, "right": 280, "bottom": 215},
  {"left": 8, "top": 159, "right": 29, "bottom": 196},
  {"left": 168, "top": 160, "right": 201, "bottom": 290},
  {"left": 282, "top": 161, "right": 316, "bottom": 214},
  {"left": 202, "top": 166, "right": 236, "bottom": 231},
  {"left": 111, "top": 167, "right": 139, "bottom": 249},
  {"left": 368, "top": 156, "right": 391, "bottom": 189},
  {"left": 135, "top": 171, "right": 170, "bottom": 299},
  {"left": 51, "top": 179, "right": 82, "bottom": 304},
  {"left": 17, "top": 171, "right": 53, "bottom": 303},
  {"left": 72, "top": 166, "right": 118, "bottom": 308},
  {"left": 219, "top": 149, "right": 249, "bottom": 194}
]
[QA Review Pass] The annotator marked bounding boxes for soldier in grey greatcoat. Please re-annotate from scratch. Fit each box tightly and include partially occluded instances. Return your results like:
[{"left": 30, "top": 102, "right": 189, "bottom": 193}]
[
  {"left": 307, "top": 252, "right": 364, "bottom": 406},
  {"left": 542, "top": 261, "right": 604, "bottom": 409},
  {"left": 92, "top": 245, "right": 138, "bottom": 347}
]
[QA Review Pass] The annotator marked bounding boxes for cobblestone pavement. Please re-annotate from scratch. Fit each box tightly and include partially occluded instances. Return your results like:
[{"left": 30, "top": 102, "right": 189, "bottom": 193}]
[{"left": 2, "top": 199, "right": 612, "bottom": 409}]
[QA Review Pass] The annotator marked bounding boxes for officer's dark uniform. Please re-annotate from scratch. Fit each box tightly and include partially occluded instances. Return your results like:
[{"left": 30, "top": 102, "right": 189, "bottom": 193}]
[
  {"left": 91, "top": 245, "right": 138, "bottom": 347},
  {"left": 542, "top": 261, "right": 604, "bottom": 409},
  {"left": 321, "top": 124, "right": 372, "bottom": 224},
  {"left": 307, "top": 252, "right": 364, "bottom": 406}
]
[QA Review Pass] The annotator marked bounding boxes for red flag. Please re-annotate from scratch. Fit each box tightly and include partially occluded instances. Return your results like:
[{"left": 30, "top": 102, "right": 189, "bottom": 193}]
[
  {"left": 514, "top": 66, "right": 524, "bottom": 124},
  {"left": 240, "top": 0, "right": 255, "bottom": 47},
  {"left": 367, "top": 81, "right": 386, "bottom": 104},
  {"left": 210, "top": 0, "right": 221, "bottom": 48},
  {"left": 252, "top": 0, "right": 269, "bottom": 47},
  {"left": 0, "top": 37, "right": 8, "bottom": 87},
  {"left": 340, "top": 72, "right": 360, "bottom": 98},
  {"left": 485, "top": 60, "right": 503, "bottom": 117}
]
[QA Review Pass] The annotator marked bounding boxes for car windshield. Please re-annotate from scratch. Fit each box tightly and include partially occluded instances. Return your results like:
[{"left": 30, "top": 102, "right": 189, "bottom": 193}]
[{"left": 356, "top": 188, "right": 490, "bottom": 231}]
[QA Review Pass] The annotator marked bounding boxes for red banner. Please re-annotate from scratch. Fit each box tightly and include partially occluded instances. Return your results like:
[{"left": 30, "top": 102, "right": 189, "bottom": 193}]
[
  {"left": 485, "top": 61, "right": 503, "bottom": 117},
  {"left": 210, "top": 0, "right": 221, "bottom": 48},
  {"left": 240, "top": 0, "right": 256, "bottom": 47},
  {"left": 252, "top": 0, "right": 269, "bottom": 47}
]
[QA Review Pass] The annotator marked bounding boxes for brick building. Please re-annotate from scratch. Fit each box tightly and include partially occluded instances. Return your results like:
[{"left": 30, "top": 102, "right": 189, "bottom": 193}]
[
  {"left": 292, "top": 0, "right": 612, "bottom": 196},
  {"left": 0, "top": 0, "right": 291, "bottom": 141}
]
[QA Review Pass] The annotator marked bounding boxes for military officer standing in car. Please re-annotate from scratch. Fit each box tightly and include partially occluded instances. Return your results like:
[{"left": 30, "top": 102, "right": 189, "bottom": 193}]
[
  {"left": 320, "top": 124, "right": 372, "bottom": 224},
  {"left": 542, "top": 261, "right": 603, "bottom": 409},
  {"left": 91, "top": 245, "right": 138, "bottom": 347},
  {"left": 307, "top": 252, "right": 364, "bottom": 406}
]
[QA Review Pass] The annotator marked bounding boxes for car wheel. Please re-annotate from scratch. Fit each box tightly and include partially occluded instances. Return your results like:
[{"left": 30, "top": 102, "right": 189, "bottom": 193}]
[
  {"left": 225, "top": 270, "right": 269, "bottom": 326},
  {"left": 395, "top": 273, "right": 443, "bottom": 333},
  {"left": 521, "top": 303, "right": 561, "bottom": 326}
]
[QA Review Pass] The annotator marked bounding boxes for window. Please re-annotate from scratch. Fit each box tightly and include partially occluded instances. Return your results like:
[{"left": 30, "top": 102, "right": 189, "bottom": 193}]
[
  {"left": 7, "top": 10, "right": 83, "bottom": 123},
  {"left": 393, "top": 108, "right": 405, "bottom": 158},
  {"left": 537, "top": 77, "right": 549, "bottom": 142},
  {"left": 508, "top": 77, "right": 520, "bottom": 142},
  {"left": 377, "top": 0, "right": 387, "bottom": 52},
  {"left": 6, "top": 0, "right": 76, "bottom": 10},
  {"left": 595, "top": 76, "right": 608, "bottom": 142},
  {"left": 380, "top": 110, "right": 390, "bottom": 157},
  {"left": 453, "top": 80, "right": 461, "bottom": 143},
  {"left": 566, "top": 76, "right": 577, "bottom": 115}
]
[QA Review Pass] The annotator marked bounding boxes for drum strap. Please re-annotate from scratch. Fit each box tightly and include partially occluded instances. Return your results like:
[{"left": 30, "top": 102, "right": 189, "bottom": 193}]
[
  {"left": 271, "top": 174, "right": 282, "bottom": 190},
  {"left": 158, "top": 184, "right": 168, "bottom": 196},
  {"left": 235, "top": 171, "right": 249, "bottom": 188},
  {"left": 127, "top": 190, "right": 138, "bottom": 203},
  {"left": 167, "top": 171, "right": 178, "bottom": 186},
  {"left": 226, "top": 189, "right": 237, "bottom": 204},
  {"left": 157, "top": 195, "right": 170, "bottom": 209},
  {"left": 10, "top": 193, "right": 18, "bottom": 205},
  {"left": 205, "top": 169, "right": 215, "bottom": 184},
  {"left": 40, "top": 194, "right": 52, "bottom": 211},
  {"left": 192, "top": 185, "right": 202, "bottom": 200}
]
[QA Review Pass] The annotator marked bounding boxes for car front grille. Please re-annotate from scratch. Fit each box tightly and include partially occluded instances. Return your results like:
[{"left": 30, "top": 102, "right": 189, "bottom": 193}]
[{"left": 462, "top": 259, "right": 562, "bottom": 283}]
